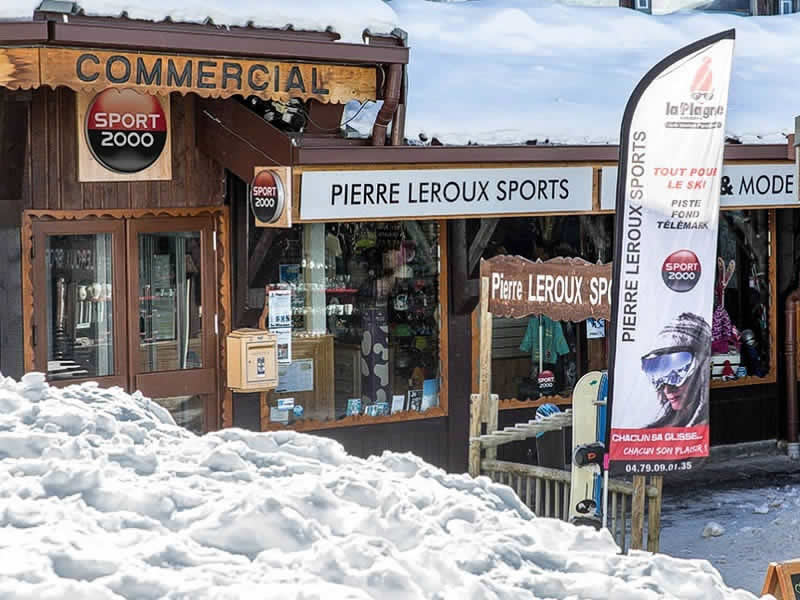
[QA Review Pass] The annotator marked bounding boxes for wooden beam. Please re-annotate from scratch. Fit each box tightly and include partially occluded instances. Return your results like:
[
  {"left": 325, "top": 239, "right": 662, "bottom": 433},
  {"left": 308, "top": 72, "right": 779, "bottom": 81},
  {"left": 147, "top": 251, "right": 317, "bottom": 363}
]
[
  {"left": 450, "top": 219, "right": 480, "bottom": 314},
  {"left": 248, "top": 228, "right": 278, "bottom": 287},
  {"left": 0, "top": 89, "right": 29, "bottom": 203},
  {"left": 468, "top": 218, "right": 499, "bottom": 276},
  {"left": 196, "top": 97, "right": 294, "bottom": 183}
]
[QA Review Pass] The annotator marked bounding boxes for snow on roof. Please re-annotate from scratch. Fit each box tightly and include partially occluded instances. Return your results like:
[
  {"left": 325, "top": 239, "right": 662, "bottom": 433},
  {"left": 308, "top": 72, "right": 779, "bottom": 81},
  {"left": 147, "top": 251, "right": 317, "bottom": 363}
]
[
  {"left": 391, "top": 0, "right": 798, "bottom": 145},
  {"left": 0, "top": 373, "right": 760, "bottom": 599},
  {"left": 0, "top": 0, "right": 399, "bottom": 43}
]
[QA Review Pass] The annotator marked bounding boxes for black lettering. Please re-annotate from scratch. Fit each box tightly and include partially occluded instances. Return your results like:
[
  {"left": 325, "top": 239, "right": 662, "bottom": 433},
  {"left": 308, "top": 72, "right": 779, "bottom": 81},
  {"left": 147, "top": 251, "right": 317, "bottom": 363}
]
[
  {"left": 478, "top": 181, "right": 489, "bottom": 201},
  {"left": 76, "top": 53, "right": 99, "bottom": 82},
  {"left": 559, "top": 179, "right": 569, "bottom": 199},
  {"left": 167, "top": 60, "right": 192, "bottom": 87},
  {"left": 198, "top": 61, "right": 217, "bottom": 89},
  {"left": 106, "top": 55, "right": 131, "bottom": 84},
  {"left": 311, "top": 67, "right": 329, "bottom": 95},
  {"left": 222, "top": 62, "right": 243, "bottom": 90},
  {"left": 247, "top": 64, "right": 269, "bottom": 91},
  {"left": 496, "top": 180, "right": 507, "bottom": 201},
  {"left": 331, "top": 184, "right": 342, "bottom": 206},
  {"left": 136, "top": 57, "right": 162, "bottom": 86},
  {"left": 286, "top": 66, "right": 306, "bottom": 92}
]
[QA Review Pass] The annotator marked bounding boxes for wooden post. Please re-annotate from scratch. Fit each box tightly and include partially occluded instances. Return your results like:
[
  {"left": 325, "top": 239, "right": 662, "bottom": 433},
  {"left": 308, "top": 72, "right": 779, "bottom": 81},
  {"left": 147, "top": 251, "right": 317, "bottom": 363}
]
[
  {"left": 479, "top": 276, "right": 494, "bottom": 456},
  {"left": 468, "top": 393, "right": 481, "bottom": 477},
  {"left": 486, "top": 393, "right": 499, "bottom": 460},
  {"left": 647, "top": 476, "right": 663, "bottom": 553},
  {"left": 258, "top": 286, "right": 270, "bottom": 430},
  {"left": 630, "top": 475, "right": 646, "bottom": 551}
]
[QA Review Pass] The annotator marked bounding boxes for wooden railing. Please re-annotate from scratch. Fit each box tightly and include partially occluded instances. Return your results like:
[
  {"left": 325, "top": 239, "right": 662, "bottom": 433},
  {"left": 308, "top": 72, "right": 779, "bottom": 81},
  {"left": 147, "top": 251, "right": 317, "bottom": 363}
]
[{"left": 470, "top": 394, "right": 663, "bottom": 553}]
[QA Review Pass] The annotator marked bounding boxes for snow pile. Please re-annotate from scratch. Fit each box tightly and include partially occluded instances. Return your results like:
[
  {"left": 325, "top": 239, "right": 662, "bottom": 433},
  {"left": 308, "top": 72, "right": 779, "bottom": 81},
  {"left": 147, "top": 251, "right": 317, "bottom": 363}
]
[
  {"left": 0, "top": 0, "right": 398, "bottom": 44},
  {"left": 392, "top": 0, "right": 800, "bottom": 145},
  {"left": 0, "top": 373, "right": 761, "bottom": 599}
]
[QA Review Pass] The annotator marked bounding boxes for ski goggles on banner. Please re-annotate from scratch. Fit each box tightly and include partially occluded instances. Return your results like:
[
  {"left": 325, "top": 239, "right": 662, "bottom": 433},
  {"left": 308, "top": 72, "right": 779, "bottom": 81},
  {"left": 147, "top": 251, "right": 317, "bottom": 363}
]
[{"left": 640, "top": 350, "right": 696, "bottom": 389}]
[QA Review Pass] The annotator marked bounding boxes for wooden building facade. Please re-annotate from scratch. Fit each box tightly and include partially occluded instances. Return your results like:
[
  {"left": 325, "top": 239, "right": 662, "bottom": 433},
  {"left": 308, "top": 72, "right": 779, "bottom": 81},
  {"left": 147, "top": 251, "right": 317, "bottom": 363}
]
[{"left": 0, "top": 11, "right": 797, "bottom": 476}]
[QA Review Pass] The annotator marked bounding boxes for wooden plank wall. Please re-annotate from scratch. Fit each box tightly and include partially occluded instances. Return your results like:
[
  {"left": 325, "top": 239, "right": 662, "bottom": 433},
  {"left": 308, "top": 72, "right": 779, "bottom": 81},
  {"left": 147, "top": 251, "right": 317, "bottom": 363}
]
[{"left": 21, "top": 87, "right": 225, "bottom": 211}]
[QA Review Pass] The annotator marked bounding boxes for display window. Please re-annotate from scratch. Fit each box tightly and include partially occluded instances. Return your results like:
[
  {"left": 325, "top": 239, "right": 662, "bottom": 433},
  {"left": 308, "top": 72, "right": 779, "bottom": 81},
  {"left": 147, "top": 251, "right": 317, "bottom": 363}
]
[
  {"left": 475, "top": 209, "right": 776, "bottom": 409},
  {"left": 247, "top": 220, "right": 445, "bottom": 428}
]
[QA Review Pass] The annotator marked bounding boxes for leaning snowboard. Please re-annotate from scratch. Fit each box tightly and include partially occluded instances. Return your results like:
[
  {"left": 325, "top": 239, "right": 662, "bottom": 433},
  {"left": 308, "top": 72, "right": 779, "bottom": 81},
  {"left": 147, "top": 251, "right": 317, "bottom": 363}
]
[
  {"left": 569, "top": 370, "right": 603, "bottom": 525},
  {"left": 591, "top": 371, "right": 609, "bottom": 521}
]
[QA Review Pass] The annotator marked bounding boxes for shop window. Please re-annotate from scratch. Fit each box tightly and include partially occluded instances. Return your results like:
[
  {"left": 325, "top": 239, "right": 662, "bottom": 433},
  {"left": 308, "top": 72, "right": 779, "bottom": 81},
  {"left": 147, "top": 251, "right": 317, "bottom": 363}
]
[
  {"left": 713, "top": 210, "right": 773, "bottom": 384},
  {"left": 480, "top": 215, "right": 614, "bottom": 405},
  {"left": 248, "top": 221, "right": 442, "bottom": 426},
  {"left": 480, "top": 210, "right": 774, "bottom": 405}
]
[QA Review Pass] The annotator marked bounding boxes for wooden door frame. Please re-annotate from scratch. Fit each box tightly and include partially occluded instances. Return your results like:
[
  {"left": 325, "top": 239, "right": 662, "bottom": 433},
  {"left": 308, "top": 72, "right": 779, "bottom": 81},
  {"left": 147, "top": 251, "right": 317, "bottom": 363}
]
[
  {"left": 126, "top": 214, "right": 218, "bottom": 429},
  {"left": 22, "top": 206, "right": 231, "bottom": 430}
]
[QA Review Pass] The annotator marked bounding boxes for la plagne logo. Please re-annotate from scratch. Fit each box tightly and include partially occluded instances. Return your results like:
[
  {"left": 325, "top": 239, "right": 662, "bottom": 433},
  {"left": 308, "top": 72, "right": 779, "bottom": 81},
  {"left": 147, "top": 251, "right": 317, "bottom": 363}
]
[{"left": 664, "top": 56, "right": 725, "bottom": 130}]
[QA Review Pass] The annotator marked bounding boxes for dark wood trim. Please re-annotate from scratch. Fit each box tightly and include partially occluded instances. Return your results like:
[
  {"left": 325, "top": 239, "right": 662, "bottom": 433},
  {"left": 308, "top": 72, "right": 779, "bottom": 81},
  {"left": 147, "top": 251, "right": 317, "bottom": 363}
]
[
  {"left": 468, "top": 218, "right": 499, "bottom": 277},
  {"left": 133, "top": 368, "right": 217, "bottom": 397},
  {"left": 294, "top": 144, "right": 790, "bottom": 166},
  {"left": 196, "top": 98, "right": 294, "bottom": 182},
  {"left": 304, "top": 100, "right": 345, "bottom": 135},
  {"left": 450, "top": 219, "right": 479, "bottom": 315},
  {"left": 48, "top": 21, "right": 409, "bottom": 65},
  {"left": 0, "top": 90, "right": 29, "bottom": 201},
  {"left": 0, "top": 21, "right": 48, "bottom": 44}
]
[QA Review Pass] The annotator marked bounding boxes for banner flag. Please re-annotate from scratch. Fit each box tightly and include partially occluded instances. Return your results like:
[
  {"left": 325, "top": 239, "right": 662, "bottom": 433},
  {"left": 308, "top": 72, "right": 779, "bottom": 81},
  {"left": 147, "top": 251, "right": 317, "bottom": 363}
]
[{"left": 607, "top": 30, "right": 735, "bottom": 476}]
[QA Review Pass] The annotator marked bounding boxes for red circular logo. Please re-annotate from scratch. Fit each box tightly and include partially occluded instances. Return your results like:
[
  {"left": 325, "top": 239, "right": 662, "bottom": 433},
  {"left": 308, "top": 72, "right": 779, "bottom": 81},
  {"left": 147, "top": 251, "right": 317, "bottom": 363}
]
[
  {"left": 537, "top": 369, "right": 556, "bottom": 394},
  {"left": 662, "top": 249, "right": 701, "bottom": 292},
  {"left": 85, "top": 89, "right": 167, "bottom": 174},
  {"left": 250, "top": 169, "right": 285, "bottom": 224}
]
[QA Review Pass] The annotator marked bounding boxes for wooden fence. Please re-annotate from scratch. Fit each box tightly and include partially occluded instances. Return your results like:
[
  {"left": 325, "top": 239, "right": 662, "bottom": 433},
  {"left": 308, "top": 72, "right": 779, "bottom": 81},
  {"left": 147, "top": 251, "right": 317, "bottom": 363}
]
[{"left": 470, "top": 393, "right": 663, "bottom": 553}]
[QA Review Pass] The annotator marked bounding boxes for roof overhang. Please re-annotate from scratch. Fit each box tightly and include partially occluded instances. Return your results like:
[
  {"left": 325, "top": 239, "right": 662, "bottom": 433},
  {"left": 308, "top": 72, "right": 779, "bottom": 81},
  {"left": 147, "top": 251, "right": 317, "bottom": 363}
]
[
  {"left": 0, "top": 16, "right": 406, "bottom": 102},
  {"left": 292, "top": 142, "right": 792, "bottom": 166}
]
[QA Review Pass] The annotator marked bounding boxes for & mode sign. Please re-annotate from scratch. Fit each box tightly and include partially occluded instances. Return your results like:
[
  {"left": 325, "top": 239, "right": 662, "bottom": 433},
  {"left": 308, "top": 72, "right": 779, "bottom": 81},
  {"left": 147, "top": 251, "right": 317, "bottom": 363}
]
[
  {"left": 601, "top": 164, "right": 796, "bottom": 210},
  {"left": 300, "top": 167, "right": 593, "bottom": 220}
]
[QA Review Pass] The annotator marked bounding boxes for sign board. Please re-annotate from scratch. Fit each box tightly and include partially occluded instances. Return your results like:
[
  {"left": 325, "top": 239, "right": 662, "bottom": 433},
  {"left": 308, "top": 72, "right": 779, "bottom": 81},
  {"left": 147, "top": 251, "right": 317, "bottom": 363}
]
[
  {"left": 762, "top": 560, "right": 800, "bottom": 599},
  {"left": 300, "top": 167, "right": 594, "bottom": 221},
  {"left": 479, "top": 255, "right": 612, "bottom": 322},
  {"left": 251, "top": 167, "right": 292, "bottom": 228},
  {"left": 601, "top": 164, "right": 796, "bottom": 210},
  {"left": 39, "top": 48, "right": 376, "bottom": 103},
  {"left": 77, "top": 89, "right": 172, "bottom": 182}
]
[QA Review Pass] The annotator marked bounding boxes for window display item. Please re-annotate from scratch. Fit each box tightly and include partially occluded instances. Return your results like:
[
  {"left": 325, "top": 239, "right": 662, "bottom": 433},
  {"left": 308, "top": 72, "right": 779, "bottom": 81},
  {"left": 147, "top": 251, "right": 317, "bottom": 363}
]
[
  {"left": 360, "top": 307, "right": 390, "bottom": 405},
  {"left": 520, "top": 315, "right": 570, "bottom": 367},
  {"left": 391, "top": 394, "right": 406, "bottom": 414},
  {"left": 711, "top": 258, "right": 740, "bottom": 354},
  {"left": 537, "top": 369, "right": 556, "bottom": 396},
  {"left": 346, "top": 398, "right": 361, "bottom": 416},
  {"left": 407, "top": 389, "right": 423, "bottom": 412}
]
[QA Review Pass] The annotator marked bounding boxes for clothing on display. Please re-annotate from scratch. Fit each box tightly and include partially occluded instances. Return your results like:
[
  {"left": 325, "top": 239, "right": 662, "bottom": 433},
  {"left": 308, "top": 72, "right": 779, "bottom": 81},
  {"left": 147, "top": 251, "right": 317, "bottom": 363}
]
[{"left": 520, "top": 315, "right": 570, "bottom": 365}]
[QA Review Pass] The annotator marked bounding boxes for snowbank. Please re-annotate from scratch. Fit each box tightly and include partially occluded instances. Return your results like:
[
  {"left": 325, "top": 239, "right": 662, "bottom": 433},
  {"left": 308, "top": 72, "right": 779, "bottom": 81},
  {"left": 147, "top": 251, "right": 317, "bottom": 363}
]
[
  {"left": 0, "top": 0, "right": 398, "bottom": 44},
  {"left": 0, "top": 373, "right": 760, "bottom": 599}
]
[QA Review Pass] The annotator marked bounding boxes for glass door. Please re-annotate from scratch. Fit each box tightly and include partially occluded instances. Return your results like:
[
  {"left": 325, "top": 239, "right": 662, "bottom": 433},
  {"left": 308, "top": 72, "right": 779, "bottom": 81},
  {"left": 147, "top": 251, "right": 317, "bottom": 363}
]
[
  {"left": 32, "top": 220, "right": 128, "bottom": 390},
  {"left": 127, "top": 216, "right": 218, "bottom": 433}
]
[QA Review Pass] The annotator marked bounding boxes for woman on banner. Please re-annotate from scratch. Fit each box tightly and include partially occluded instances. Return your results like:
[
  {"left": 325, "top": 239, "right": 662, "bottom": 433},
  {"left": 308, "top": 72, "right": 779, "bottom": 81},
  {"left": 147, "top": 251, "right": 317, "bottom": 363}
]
[{"left": 640, "top": 312, "right": 711, "bottom": 428}]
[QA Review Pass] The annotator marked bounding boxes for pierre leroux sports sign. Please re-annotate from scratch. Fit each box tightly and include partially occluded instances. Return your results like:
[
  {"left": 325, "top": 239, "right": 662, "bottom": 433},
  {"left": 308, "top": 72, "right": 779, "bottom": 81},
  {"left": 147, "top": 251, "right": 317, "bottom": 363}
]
[{"left": 300, "top": 167, "right": 593, "bottom": 220}]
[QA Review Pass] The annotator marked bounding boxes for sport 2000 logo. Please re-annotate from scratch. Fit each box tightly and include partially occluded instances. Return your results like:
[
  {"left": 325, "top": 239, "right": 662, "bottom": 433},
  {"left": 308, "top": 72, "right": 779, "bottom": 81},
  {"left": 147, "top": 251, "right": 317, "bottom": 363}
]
[{"left": 661, "top": 249, "right": 701, "bottom": 293}]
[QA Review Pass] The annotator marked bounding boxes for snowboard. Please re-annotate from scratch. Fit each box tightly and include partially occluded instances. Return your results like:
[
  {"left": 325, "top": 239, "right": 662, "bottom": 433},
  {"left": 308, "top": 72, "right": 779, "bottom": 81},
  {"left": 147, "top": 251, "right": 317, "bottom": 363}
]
[
  {"left": 591, "top": 371, "right": 609, "bottom": 520},
  {"left": 569, "top": 370, "right": 603, "bottom": 524}
]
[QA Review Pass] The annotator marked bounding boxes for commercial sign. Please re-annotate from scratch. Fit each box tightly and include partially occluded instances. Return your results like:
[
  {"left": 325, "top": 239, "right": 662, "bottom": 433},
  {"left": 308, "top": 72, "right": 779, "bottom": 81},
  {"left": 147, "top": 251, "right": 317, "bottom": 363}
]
[
  {"left": 480, "top": 255, "right": 612, "bottom": 322},
  {"left": 251, "top": 167, "right": 292, "bottom": 228},
  {"left": 300, "top": 167, "right": 594, "bottom": 220},
  {"left": 601, "top": 164, "right": 796, "bottom": 209},
  {"left": 0, "top": 47, "right": 376, "bottom": 104},
  {"left": 607, "top": 30, "right": 735, "bottom": 476}
]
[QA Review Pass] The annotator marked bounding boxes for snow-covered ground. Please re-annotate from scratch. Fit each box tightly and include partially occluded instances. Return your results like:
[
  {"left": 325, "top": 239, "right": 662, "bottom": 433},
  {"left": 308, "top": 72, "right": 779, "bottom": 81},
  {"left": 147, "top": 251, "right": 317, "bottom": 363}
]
[
  {"left": 661, "top": 475, "right": 800, "bottom": 595},
  {"left": 0, "top": 373, "right": 761, "bottom": 599}
]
